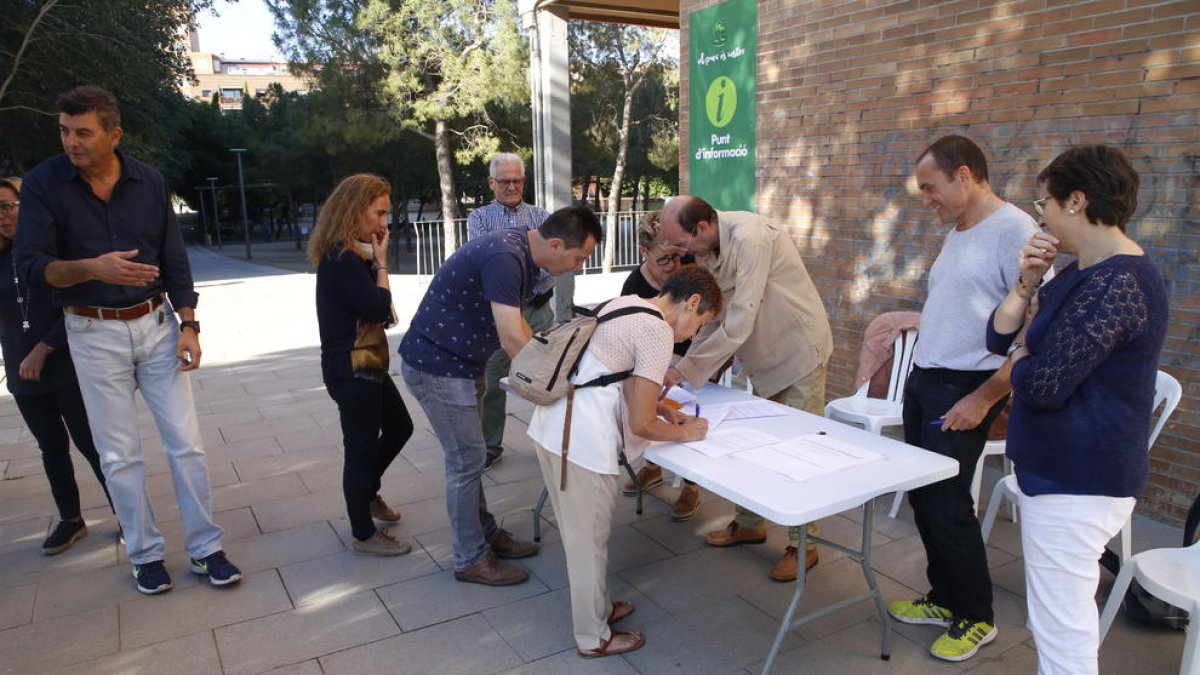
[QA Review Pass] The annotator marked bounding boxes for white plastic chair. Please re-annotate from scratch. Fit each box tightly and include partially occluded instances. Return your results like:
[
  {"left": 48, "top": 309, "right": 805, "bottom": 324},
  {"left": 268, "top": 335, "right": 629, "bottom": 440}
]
[
  {"left": 981, "top": 370, "right": 1183, "bottom": 564},
  {"left": 718, "top": 357, "right": 753, "bottom": 393},
  {"left": 824, "top": 327, "right": 918, "bottom": 434},
  {"left": 825, "top": 327, "right": 919, "bottom": 518},
  {"left": 1098, "top": 541, "right": 1200, "bottom": 675},
  {"left": 970, "top": 438, "right": 1013, "bottom": 518}
]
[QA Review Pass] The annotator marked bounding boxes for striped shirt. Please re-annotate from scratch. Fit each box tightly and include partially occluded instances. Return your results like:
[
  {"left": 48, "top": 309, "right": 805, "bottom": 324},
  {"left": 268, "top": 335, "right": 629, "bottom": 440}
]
[{"left": 467, "top": 201, "right": 554, "bottom": 295}]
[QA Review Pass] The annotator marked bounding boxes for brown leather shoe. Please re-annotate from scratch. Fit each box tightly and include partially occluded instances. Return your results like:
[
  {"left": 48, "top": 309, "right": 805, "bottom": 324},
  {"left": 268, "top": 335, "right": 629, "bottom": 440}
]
[
  {"left": 622, "top": 464, "right": 664, "bottom": 495},
  {"left": 454, "top": 552, "right": 529, "bottom": 586},
  {"left": 704, "top": 521, "right": 767, "bottom": 547},
  {"left": 489, "top": 529, "right": 539, "bottom": 559},
  {"left": 369, "top": 495, "right": 402, "bottom": 522},
  {"left": 768, "top": 546, "right": 820, "bottom": 582},
  {"left": 670, "top": 484, "right": 701, "bottom": 521},
  {"left": 351, "top": 529, "right": 412, "bottom": 557}
]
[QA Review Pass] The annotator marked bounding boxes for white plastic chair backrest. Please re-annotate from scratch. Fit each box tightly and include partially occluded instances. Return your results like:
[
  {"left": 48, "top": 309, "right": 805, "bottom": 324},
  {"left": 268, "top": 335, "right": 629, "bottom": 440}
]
[
  {"left": 885, "top": 328, "right": 920, "bottom": 404},
  {"left": 1149, "top": 370, "right": 1182, "bottom": 449}
]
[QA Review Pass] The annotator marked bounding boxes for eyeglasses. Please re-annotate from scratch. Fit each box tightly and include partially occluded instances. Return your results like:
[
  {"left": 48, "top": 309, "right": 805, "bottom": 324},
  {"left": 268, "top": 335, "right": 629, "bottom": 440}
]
[
  {"left": 654, "top": 252, "right": 682, "bottom": 266},
  {"left": 491, "top": 178, "right": 525, "bottom": 188},
  {"left": 1032, "top": 197, "right": 1048, "bottom": 216},
  {"left": 0, "top": 201, "right": 18, "bottom": 214}
]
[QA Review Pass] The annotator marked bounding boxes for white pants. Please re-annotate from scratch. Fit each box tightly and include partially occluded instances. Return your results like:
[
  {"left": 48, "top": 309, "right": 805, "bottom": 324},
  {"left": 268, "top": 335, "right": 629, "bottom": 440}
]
[
  {"left": 1016, "top": 482, "right": 1135, "bottom": 675},
  {"left": 534, "top": 443, "right": 617, "bottom": 651},
  {"left": 66, "top": 308, "right": 222, "bottom": 564}
]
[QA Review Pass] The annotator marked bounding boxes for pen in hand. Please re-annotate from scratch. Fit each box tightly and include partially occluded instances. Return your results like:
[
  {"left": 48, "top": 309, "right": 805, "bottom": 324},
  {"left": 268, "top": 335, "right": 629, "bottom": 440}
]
[{"left": 695, "top": 404, "right": 700, "bottom": 418}]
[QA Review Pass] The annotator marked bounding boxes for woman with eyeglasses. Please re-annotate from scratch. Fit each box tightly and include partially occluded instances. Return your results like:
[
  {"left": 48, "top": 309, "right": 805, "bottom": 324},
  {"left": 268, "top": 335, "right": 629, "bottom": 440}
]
[
  {"left": 619, "top": 210, "right": 703, "bottom": 520},
  {"left": 309, "top": 173, "right": 414, "bottom": 556},
  {"left": 0, "top": 176, "right": 112, "bottom": 554},
  {"left": 986, "top": 145, "right": 1168, "bottom": 675}
]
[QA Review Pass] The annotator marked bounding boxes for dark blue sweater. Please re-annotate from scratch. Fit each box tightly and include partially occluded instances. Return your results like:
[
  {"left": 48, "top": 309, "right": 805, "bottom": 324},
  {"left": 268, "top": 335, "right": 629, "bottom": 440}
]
[
  {"left": 987, "top": 254, "right": 1168, "bottom": 498},
  {"left": 315, "top": 248, "right": 393, "bottom": 384}
]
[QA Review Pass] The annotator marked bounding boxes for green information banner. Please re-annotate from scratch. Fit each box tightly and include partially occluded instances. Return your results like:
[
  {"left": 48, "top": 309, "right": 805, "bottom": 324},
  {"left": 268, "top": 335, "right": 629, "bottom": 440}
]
[{"left": 688, "top": 0, "right": 757, "bottom": 211}]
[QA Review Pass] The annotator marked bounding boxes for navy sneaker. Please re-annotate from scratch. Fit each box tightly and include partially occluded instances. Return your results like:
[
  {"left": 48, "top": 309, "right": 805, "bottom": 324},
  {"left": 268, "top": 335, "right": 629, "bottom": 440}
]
[
  {"left": 132, "top": 560, "right": 173, "bottom": 595},
  {"left": 190, "top": 550, "right": 242, "bottom": 586}
]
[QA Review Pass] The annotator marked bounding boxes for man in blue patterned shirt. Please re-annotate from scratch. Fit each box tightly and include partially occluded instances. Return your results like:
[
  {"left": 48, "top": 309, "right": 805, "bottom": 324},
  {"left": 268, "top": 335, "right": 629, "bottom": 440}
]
[
  {"left": 467, "top": 153, "right": 555, "bottom": 470},
  {"left": 400, "top": 206, "right": 600, "bottom": 586}
]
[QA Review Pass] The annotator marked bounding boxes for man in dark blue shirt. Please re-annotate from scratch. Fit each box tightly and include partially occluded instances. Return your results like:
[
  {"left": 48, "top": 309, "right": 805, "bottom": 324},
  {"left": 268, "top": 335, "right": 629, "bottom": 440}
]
[
  {"left": 15, "top": 86, "right": 241, "bottom": 596},
  {"left": 400, "top": 206, "right": 600, "bottom": 586}
]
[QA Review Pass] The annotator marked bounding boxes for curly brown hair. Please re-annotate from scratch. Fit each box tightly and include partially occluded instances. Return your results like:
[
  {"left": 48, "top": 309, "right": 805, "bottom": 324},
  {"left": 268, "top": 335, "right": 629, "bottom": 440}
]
[{"left": 306, "top": 174, "right": 391, "bottom": 265}]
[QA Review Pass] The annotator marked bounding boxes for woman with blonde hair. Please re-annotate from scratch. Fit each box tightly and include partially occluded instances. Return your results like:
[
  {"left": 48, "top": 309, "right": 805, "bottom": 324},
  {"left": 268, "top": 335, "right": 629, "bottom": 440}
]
[
  {"left": 0, "top": 176, "right": 111, "bottom": 554},
  {"left": 310, "top": 174, "right": 414, "bottom": 555}
]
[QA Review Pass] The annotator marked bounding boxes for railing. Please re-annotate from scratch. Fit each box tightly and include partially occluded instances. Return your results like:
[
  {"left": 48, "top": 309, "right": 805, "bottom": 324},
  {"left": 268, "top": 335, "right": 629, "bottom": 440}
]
[{"left": 406, "top": 210, "right": 647, "bottom": 276}]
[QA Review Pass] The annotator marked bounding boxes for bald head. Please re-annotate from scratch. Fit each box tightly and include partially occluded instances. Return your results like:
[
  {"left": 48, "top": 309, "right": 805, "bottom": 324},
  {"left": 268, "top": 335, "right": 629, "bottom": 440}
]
[{"left": 659, "top": 195, "right": 719, "bottom": 257}]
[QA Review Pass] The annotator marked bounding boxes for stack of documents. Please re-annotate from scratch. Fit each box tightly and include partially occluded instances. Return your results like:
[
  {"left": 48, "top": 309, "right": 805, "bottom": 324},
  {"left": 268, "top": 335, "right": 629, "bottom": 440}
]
[{"left": 682, "top": 429, "right": 882, "bottom": 482}]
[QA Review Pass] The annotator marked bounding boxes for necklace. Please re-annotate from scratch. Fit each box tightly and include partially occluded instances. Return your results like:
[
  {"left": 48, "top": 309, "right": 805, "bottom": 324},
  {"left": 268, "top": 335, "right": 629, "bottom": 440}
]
[{"left": 11, "top": 258, "right": 29, "bottom": 332}]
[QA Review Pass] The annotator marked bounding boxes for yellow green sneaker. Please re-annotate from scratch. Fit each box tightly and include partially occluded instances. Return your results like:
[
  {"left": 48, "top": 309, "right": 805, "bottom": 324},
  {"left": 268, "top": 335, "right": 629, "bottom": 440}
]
[
  {"left": 887, "top": 596, "right": 953, "bottom": 626},
  {"left": 930, "top": 617, "right": 997, "bottom": 662}
]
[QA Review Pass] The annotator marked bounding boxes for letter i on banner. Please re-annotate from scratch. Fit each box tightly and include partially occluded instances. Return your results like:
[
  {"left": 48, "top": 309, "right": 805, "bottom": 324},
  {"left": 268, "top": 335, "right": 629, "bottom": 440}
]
[{"left": 688, "top": 0, "right": 757, "bottom": 211}]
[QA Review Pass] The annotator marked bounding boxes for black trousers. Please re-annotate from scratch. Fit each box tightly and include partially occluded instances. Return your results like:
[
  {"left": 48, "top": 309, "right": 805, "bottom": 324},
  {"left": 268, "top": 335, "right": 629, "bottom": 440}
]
[
  {"left": 327, "top": 375, "right": 414, "bottom": 541},
  {"left": 14, "top": 381, "right": 112, "bottom": 521},
  {"left": 902, "top": 366, "right": 1007, "bottom": 624}
]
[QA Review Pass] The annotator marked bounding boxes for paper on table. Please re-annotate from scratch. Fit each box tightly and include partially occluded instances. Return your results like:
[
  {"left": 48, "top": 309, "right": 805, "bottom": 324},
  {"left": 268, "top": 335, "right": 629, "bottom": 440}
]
[
  {"left": 734, "top": 433, "right": 884, "bottom": 482},
  {"left": 664, "top": 385, "right": 698, "bottom": 406},
  {"left": 682, "top": 426, "right": 780, "bottom": 458},
  {"left": 699, "top": 404, "right": 729, "bottom": 430},
  {"left": 700, "top": 399, "right": 789, "bottom": 422}
]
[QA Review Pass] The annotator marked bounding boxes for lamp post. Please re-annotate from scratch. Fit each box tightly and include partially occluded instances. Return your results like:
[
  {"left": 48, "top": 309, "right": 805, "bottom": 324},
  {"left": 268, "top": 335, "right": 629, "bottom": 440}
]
[
  {"left": 206, "top": 177, "right": 222, "bottom": 249},
  {"left": 229, "top": 149, "right": 251, "bottom": 259}
]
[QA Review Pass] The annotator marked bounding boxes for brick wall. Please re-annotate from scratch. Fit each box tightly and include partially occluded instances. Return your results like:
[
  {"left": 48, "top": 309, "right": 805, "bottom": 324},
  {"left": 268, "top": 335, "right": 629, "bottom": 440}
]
[{"left": 680, "top": 0, "right": 1200, "bottom": 525}]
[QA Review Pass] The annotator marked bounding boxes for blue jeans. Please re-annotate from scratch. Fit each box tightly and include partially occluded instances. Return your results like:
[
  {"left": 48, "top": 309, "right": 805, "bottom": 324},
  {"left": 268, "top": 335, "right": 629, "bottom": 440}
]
[
  {"left": 400, "top": 362, "right": 499, "bottom": 570},
  {"left": 481, "top": 300, "right": 555, "bottom": 455},
  {"left": 65, "top": 308, "right": 223, "bottom": 564}
]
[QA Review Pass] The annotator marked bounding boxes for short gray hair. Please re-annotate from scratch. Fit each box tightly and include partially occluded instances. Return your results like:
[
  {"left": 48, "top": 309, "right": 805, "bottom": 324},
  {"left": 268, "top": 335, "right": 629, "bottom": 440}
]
[{"left": 489, "top": 153, "right": 525, "bottom": 179}]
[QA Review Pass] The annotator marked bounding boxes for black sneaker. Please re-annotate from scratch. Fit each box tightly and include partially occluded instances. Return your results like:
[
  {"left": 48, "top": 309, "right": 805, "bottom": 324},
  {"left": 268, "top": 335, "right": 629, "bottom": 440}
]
[
  {"left": 42, "top": 518, "right": 88, "bottom": 555},
  {"left": 133, "top": 560, "right": 173, "bottom": 595},
  {"left": 483, "top": 451, "right": 503, "bottom": 471},
  {"left": 190, "top": 550, "right": 242, "bottom": 586}
]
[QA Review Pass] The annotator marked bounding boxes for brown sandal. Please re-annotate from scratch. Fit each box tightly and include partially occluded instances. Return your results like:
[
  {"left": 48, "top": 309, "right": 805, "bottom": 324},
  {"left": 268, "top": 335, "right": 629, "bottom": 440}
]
[
  {"left": 608, "top": 600, "right": 635, "bottom": 624},
  {"left": 578, "top": 629, "right": 645, "bottom": 658}
]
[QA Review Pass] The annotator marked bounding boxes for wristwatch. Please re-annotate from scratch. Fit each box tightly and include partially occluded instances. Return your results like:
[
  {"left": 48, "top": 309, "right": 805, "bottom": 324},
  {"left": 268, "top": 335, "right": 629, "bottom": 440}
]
[
  {"left": 179, "top": 320, "right": 201, "bottom": 334},
  {"left": 1007, "top": 340, "right": 1024, "bottom": 356}
]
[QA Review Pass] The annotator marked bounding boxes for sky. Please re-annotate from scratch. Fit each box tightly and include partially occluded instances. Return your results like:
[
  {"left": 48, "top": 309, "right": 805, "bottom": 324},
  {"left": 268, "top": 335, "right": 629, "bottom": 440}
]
[{"left": 193, "top": 0, "right": 282, "bottom": 61}]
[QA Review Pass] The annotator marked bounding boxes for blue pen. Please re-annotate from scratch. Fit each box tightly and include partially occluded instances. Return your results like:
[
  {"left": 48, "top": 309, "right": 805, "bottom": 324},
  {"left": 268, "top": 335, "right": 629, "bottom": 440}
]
[
  {"left": 695, "top": 404, "right": 701, "bottom": 418},
  {"left": 930, "top": 419, "right": 944, "bottom": 426}
]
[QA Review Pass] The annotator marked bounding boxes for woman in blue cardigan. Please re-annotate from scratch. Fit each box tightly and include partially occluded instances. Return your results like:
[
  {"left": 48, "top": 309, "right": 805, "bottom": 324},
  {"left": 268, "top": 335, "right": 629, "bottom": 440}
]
[
  {"left": 309, "top": 174, "right": 414, "bottom": 556},
  {"left": 987, "top": 145, "right": 1168, "bottom": 675}
]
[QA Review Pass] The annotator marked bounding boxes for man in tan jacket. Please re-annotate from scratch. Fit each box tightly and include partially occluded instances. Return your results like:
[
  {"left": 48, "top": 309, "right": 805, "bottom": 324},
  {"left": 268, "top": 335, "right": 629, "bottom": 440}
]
[{"left": 659, "top": 195, "right": 833, "bottom": 581}]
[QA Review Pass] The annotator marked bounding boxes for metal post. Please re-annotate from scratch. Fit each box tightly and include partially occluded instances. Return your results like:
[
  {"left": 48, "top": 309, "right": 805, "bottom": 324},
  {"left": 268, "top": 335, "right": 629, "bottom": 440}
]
[
  {"left": 207, "top": 177, "right": 223, "bottom": 250},
  {"left": 196, "top": 188, "right": 208, "bottom": 245},
  {"left": 230, "top": 149, "right": 251, "bottom": 260}
]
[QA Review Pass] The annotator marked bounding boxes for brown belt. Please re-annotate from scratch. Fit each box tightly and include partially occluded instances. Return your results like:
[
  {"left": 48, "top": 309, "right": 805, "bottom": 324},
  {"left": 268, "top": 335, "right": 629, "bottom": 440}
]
[{"left": 65, "top": 295, "right": 164, "bottom": 321}]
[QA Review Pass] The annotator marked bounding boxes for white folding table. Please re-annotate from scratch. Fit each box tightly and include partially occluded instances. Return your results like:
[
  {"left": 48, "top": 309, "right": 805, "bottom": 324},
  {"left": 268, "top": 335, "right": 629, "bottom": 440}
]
[{"left": 645, "top": 384, "right": 957, "bottom": 674}]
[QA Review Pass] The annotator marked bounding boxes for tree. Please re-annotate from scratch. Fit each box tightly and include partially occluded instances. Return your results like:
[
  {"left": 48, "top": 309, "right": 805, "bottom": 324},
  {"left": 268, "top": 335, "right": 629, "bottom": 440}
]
[
  {"left": 269, "top": 0, "right": 527, "bottom": 256},
  {"left": 570, "top": 22, "right": 673, "bottom": 271},
  {"left": 0, "top": 0, "right": 208, "bottom": 174}
]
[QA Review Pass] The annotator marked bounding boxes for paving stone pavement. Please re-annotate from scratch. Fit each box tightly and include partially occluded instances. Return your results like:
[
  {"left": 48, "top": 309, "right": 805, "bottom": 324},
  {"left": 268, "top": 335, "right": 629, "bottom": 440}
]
[{"left": 0, "top": 243, "right": 1187, "bottom": 674}]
